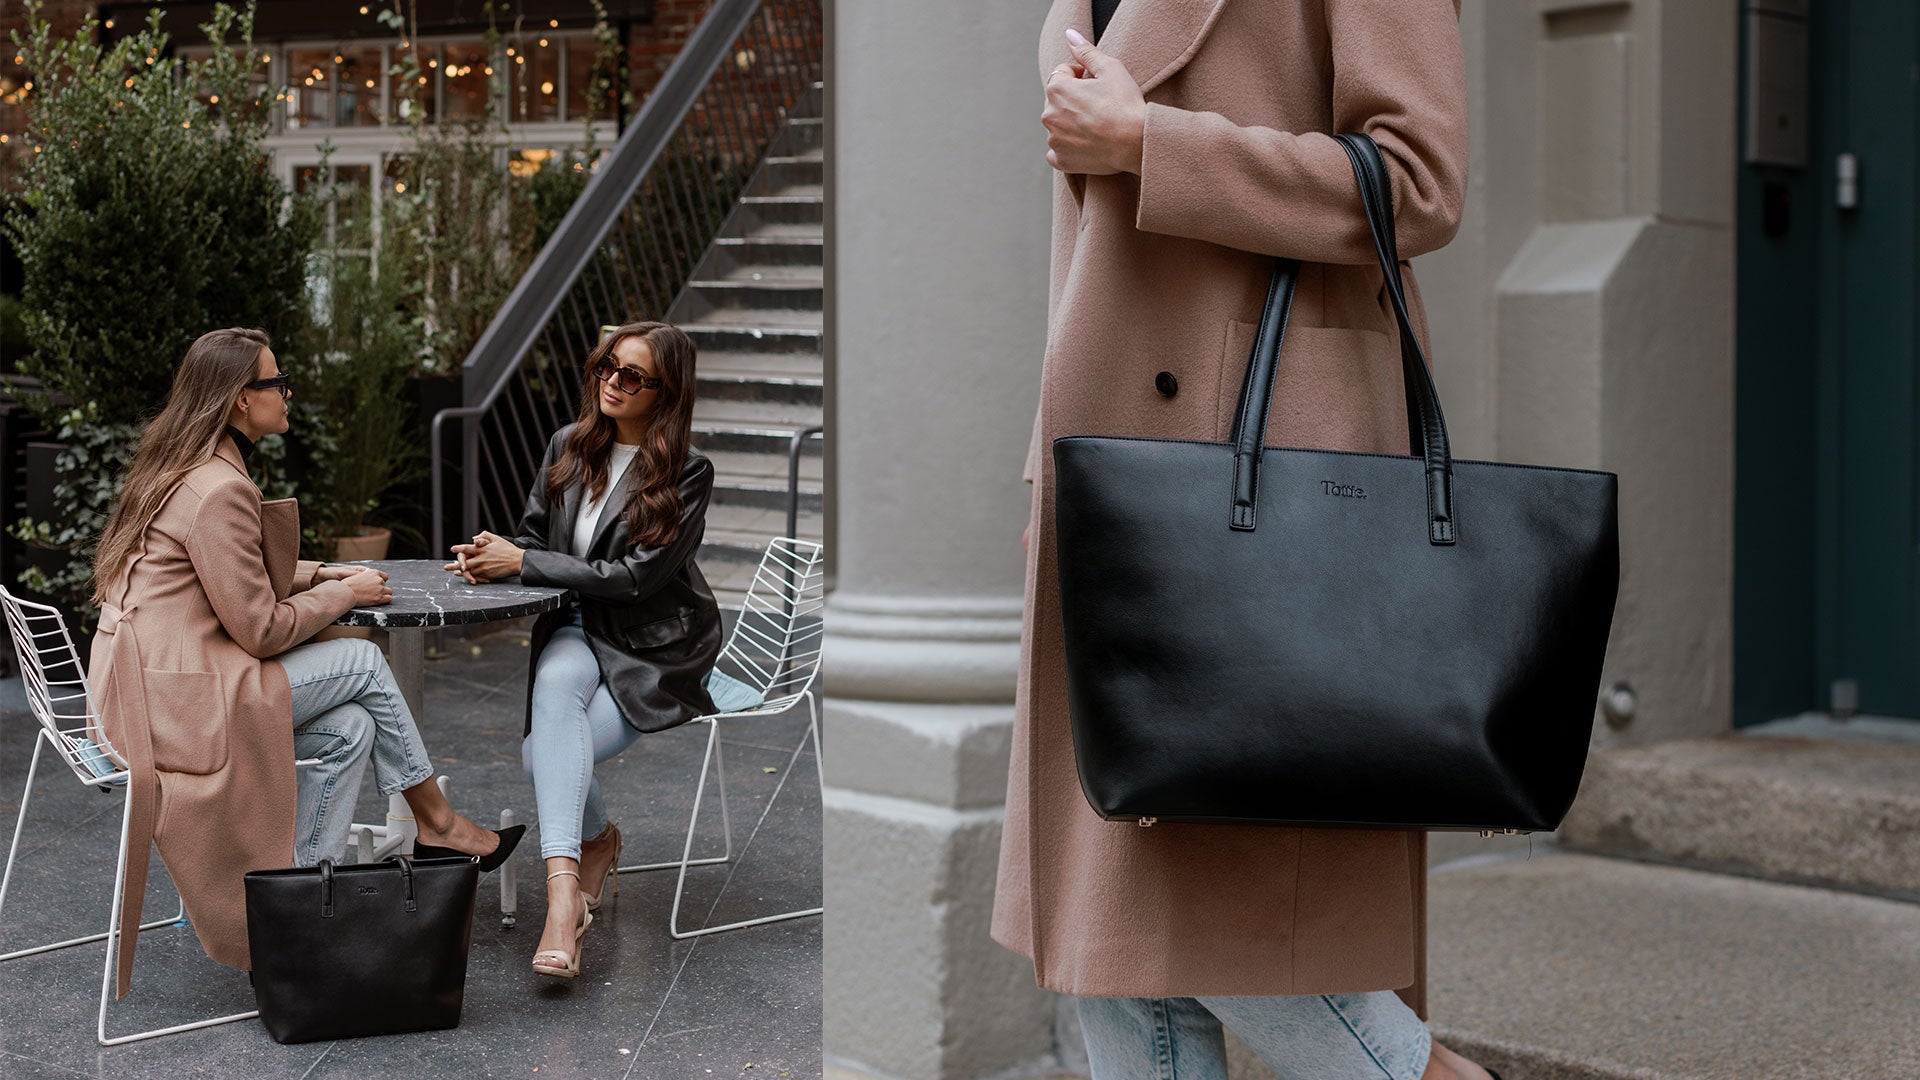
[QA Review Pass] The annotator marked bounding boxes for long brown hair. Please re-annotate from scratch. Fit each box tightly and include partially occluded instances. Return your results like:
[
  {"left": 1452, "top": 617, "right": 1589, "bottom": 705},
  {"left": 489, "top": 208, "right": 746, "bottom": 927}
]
[
  {"left": 545, "top": 321, "right": 699, "bottom": 549},
  {"left": 90, "top": 328, "right": 272, "bottom": 606}
]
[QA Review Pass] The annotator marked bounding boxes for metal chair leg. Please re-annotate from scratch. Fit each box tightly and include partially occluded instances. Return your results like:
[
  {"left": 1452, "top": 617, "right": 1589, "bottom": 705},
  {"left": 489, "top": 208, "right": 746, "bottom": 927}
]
[
  {"left": 616, "top": 716, "right": 734, "bottom": 875},
  {"left": 1, "top": 735, "right": 183, "bottom": 964},
  {"left": 668, "top": 695, "right": 823, "bottom": 939},
  {"left": 97, "top": 795, "right": 258, "bottom": 1045}
]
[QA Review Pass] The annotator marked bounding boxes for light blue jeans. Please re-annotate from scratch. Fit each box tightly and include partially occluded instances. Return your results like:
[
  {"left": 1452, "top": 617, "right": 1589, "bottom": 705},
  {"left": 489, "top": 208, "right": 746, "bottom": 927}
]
[
  {"left": 1076, "top": 992, "right": 1431, "bottom": 1080},
  {"left": 520, "top": 606, "right": 643, "bottom": 860},
  {"left": 280, "top": 636, "right": 435, "bottom": 867}
]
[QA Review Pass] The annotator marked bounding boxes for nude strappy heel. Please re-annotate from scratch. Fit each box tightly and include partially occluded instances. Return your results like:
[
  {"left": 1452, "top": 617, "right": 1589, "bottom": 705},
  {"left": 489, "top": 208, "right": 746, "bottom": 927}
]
[
  {"left": 579, "top": 822, "right": 623, "bottom": 912},
  {"left": 531, "top": 869, "right": 593, "bottom": 979}
]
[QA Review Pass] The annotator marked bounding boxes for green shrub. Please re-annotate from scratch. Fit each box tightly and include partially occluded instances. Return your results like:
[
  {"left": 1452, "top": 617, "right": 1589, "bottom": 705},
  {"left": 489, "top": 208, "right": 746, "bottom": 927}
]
[{"left": 4, "top": 1, "right": 312, "bottom": 617}]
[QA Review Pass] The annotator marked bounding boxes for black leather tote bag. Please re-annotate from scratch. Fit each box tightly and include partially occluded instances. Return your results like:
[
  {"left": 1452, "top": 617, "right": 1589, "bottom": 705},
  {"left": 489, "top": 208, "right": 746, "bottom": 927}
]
[
  {"left": 1052, "top": 133, "right": 1619, "bottom": 833},
  {"left": 244, "top": 855, "right": 478, "bottom": 1043}
]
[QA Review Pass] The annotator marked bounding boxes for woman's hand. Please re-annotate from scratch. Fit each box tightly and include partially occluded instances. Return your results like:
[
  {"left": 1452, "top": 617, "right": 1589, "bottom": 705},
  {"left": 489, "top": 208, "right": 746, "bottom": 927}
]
[
  {"left": 444, "top": 531, "right": 524, "bottom": 584},
  {"left": 315, "top": 564, "right": 386, "bottom": 585},
  {"left": 1042, "top": 28, "right": 1146, "bottom": 176},
  {"left": 342, "top": 566, "right": 393, "bottom": 606}
]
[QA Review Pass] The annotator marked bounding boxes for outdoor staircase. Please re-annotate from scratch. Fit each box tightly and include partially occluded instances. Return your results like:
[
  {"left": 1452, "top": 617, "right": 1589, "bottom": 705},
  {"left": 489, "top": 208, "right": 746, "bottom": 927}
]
[
  {"left": 1407, "top": 719, "right": 1920, "bottom": 1080},
  {"left": 672, "top": 84, "right": 825, "bottom": 610}
]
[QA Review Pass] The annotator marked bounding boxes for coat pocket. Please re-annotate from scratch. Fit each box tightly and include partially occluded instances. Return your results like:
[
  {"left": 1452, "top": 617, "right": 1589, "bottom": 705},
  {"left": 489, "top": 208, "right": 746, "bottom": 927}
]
[
  {"left": 141, "top": 668, "right": 229, "bottom": 775},
  {"left": 610, "top": 611, "right": 693, "bottom": 651}
]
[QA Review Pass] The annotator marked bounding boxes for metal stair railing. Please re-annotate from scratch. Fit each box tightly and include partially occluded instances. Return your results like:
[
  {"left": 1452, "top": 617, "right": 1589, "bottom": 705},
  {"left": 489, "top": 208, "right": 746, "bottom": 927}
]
[{"left": 430, "top": 0, "right": 823, "bottom": 556}]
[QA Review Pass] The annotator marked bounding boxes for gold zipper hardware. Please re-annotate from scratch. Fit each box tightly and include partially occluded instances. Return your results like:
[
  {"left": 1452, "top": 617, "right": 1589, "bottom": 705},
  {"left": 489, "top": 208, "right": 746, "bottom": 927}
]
[{"left": 1137, "top": 817, "right": 1158, "bottom": 828}]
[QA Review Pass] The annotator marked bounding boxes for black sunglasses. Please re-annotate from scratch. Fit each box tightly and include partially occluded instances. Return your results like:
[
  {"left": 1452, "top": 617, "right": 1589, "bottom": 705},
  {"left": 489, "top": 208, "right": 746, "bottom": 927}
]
[
  {"left": 592, "top": 357, "right": 663, "bottom": 395},
  {"left": 245, "top": 373, "right": 292, "bottom": 400}
]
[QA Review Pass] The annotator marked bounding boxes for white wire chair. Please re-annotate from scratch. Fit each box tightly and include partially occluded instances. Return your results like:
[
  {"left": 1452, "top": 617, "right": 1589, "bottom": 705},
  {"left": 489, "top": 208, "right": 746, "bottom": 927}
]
[
  {"left": 611, "top": 536, "right": 826, "bottom": 938},
  {"left": 0, "top": 584, "right": 327, "bottom": 1046}
]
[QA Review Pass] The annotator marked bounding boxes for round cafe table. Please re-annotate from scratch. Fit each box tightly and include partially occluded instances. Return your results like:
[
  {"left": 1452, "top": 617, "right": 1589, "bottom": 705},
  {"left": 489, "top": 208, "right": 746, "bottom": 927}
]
[{"left": 331, "top": 559, "right": 568, "bottom": 925}]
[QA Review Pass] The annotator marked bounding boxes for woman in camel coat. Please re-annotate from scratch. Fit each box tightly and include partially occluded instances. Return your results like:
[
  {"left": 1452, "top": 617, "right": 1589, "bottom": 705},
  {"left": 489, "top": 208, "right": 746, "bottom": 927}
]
[
  {"left": 993, "top": 2, "right": 1496, "bottom": 1077},
  {"left": 89, "top": 328, "right": 519, "bottom": 999}
]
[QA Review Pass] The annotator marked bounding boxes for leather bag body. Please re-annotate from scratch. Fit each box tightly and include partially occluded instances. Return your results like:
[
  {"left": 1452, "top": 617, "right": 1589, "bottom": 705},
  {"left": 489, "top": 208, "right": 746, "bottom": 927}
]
[
  {"left": 244, "top": 856, "right": 478, "bottom": 1043},
  {"left": 1052, "top": 134, "right": 1620, "bottom": 832}
]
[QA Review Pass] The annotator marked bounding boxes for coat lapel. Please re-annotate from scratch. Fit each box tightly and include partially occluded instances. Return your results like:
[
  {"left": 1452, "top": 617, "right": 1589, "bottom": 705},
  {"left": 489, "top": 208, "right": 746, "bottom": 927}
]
[
  {"left": 1042, "top": 0, "right": 1227, "bottom": 95},
  {"left": 555, "top": 473, "right": 582, "bottom": 557}
]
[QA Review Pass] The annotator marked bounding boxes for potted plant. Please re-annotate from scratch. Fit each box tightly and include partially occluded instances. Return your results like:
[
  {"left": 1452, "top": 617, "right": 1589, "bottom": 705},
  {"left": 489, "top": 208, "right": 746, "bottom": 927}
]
[{"left": 291, "top": 244, "right": 425, "bottom": 562}]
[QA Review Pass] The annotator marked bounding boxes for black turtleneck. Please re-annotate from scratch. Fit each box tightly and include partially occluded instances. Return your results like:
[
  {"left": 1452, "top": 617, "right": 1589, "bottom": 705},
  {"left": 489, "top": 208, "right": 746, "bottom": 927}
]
[
  {"left": 225, "top": 425, "right": 256, "bottom": 465},
  {"left": 1093, "top": 0, "right": 1122, "bottom": 42}
]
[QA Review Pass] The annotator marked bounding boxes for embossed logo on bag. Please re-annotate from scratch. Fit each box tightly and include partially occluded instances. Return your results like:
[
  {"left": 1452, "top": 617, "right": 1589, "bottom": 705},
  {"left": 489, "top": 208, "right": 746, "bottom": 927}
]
[
  {"left": 1321, "top": 480, "right": 1367, "bottom": 500},
  {"left": 357, "top": 885, "right": 379, "bottom": 895}
]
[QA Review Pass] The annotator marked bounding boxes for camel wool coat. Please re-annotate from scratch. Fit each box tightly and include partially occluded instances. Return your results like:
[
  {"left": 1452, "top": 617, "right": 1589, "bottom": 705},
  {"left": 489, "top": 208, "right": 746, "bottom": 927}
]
[
  {"left": 91, "top": 436, "right": 357, "bottom": 997},
  {"left": 990, "top": 0, "right": 1468, "bottom": 1007}
]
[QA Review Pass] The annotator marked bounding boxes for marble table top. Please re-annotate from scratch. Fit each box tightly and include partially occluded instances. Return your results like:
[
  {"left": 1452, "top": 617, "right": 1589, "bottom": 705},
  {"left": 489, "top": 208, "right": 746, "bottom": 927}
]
[{"left": 330, "top": 559, "right": 569, "bottom": 628}]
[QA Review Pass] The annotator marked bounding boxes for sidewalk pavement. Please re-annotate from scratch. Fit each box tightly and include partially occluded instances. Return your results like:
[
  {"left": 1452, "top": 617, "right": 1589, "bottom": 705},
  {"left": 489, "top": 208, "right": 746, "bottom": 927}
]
[{"left": 0, "top": 616, "right": 821, "bottom": 1080}]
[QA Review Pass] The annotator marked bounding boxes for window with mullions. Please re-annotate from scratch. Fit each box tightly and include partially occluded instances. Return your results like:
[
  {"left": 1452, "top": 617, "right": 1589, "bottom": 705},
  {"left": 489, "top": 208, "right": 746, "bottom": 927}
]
[{"left": 173, "top": 45, "right": 275, "bottom": 124}]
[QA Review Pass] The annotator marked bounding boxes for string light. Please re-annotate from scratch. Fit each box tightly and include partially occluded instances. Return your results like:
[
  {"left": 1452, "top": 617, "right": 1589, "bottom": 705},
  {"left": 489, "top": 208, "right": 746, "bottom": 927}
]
[
  {"left": 538, "top": 38, "right": 548, "bottom": 48},
  {"left": 104, "top": 18, "right": 114, "bottom": 28},
  {"left": 506, "top": 47, "right": 514, "bottom": 56},
  {"left": 365, "top": 78, "right": 375, "bottom": 88},
  {"left": 359, "top": 4, "right": 369, "bottom": 12},
  {"left": 539, "top": 81, "right": 553, "bottom": 95},
  {"left": 209, "top": 93, "right": 219, "bottom": 103},
  {"left": 483, "top": 65, "right": 493, "bottom": 75},
  {"left": 549, "top": 19, "right": 558, "bottom": 27},
  {"left": 394, "top": 181, "right": 406, "bottom": 192}
]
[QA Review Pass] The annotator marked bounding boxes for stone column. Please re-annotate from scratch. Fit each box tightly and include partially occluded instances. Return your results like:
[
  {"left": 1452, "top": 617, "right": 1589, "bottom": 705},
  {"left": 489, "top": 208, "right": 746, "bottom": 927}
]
[{"left": 821, "top": 1, "right": 1062, "bottom": 1078}]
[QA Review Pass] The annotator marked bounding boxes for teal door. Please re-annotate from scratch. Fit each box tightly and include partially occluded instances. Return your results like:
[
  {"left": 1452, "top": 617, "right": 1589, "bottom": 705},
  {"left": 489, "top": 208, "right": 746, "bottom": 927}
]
[{"left": 1737, "top": 0, "right": 1920, "bottom": 723}]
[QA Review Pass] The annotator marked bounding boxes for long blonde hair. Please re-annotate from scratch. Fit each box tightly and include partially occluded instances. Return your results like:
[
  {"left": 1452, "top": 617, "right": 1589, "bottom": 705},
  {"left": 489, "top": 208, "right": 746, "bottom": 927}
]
[{"left": 90, "top": 328, "right": 272, "bottom": 606}]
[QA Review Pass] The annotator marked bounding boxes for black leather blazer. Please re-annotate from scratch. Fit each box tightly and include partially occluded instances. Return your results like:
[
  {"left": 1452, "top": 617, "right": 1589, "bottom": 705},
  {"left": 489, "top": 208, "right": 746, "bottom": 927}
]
[{"left": 511, "top": 424, "right": 722, "bottom": 734}]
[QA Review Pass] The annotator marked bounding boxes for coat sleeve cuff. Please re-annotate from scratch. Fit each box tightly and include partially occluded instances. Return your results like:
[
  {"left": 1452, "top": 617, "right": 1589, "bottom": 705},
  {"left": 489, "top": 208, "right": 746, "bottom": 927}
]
[
  {"left": 292, "top": 559, "right": 324, "bottom": 594},
  {"left": 1134, "top": 102, "right": 1210, "bottom": 241}
]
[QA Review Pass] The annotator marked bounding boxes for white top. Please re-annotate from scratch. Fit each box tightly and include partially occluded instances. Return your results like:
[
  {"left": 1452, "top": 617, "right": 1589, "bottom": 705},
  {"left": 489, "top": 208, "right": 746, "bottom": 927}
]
[{"left": 571, "top": 442, "right": 642, "bottom": 558}]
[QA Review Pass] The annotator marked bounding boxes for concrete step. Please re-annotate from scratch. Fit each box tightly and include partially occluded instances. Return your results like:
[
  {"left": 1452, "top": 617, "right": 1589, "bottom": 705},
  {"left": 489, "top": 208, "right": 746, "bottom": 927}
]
[
  {"left": 758, "top": 154, "right": 824, "bottom": 190},
  {"left": 1426, "top": 850, "right": 1920, "bottom": 1080},
  {"left": 700, "top": 511, "right": 823, "bottom": 563},
  {"left": 1558, "top": 729, "right": 1920, "bottom": 899},
  {"left": 739, "top": 194, "right": 824, "bottom": 229},
  {"left": 786, "top": 115, "right": 823, "bottom": 152},
  {"left": 685, "top": 278, "right": 825, "bottom": 312},
  {"left": 682, "top": 305, "right": 823, "bottom": 331},
  {"left": 697, "top": 358, "right": 823, "bottom": 408},
  {"left": 692, "top": 411, "right": 825, "bottom": 457},
  {"left": 739, "top": 220, "right": 826, "bottom": 242},
  {"left": 712, "top": 235, "right": 824, "bottom": 269},
  {"left": 702, "top": 262, "right": 825, "bottom": 286},
  {"left": 683, "top": 323, "right": 822, "bottom": 356}
]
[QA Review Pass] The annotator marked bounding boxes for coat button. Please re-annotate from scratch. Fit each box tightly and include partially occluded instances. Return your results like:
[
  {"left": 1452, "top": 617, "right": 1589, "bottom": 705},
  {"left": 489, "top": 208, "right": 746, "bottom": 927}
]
[{"left": 1155, "top": 371, "right": 1179, "bottom": 398}]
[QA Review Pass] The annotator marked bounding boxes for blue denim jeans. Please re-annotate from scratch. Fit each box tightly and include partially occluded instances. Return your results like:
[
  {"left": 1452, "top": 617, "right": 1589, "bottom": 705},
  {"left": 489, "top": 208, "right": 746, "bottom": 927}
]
[
  {"left": 1076, "top": 992, "right": 1431, "bottom": 1080},
  {"left": 280, "top": 636, "right": 436, "bottom": 867},
  {"left": 520, "top": 606, "right": 642, "bottom": 860}
]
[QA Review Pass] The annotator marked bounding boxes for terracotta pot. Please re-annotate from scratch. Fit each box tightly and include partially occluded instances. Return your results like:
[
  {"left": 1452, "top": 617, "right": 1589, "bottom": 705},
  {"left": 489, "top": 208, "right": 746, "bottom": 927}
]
[{"left": 329, "top": 526, "right": 392, "bottom": 562}]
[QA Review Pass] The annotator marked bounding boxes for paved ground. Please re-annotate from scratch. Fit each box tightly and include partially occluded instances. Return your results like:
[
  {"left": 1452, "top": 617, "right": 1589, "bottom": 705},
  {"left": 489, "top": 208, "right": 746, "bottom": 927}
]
[{"left": 0, "top": 616, "right": 822, "bottom": 1080}]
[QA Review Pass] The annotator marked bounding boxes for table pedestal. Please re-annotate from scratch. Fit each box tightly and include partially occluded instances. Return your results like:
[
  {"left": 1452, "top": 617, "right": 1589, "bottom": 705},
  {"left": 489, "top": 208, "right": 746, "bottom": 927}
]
[{"left": 346, "top": 627, "right": 519, "bottom": 927}]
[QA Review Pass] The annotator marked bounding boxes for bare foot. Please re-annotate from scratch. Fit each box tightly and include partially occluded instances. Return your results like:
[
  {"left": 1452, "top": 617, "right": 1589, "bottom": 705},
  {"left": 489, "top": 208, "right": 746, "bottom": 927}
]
[
  {"left": 414, "top": 810, "right": 500, "bottom": 857},
  {"left": 1423, "top": 1041, "right": 1494, "bottom": 1080}
]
